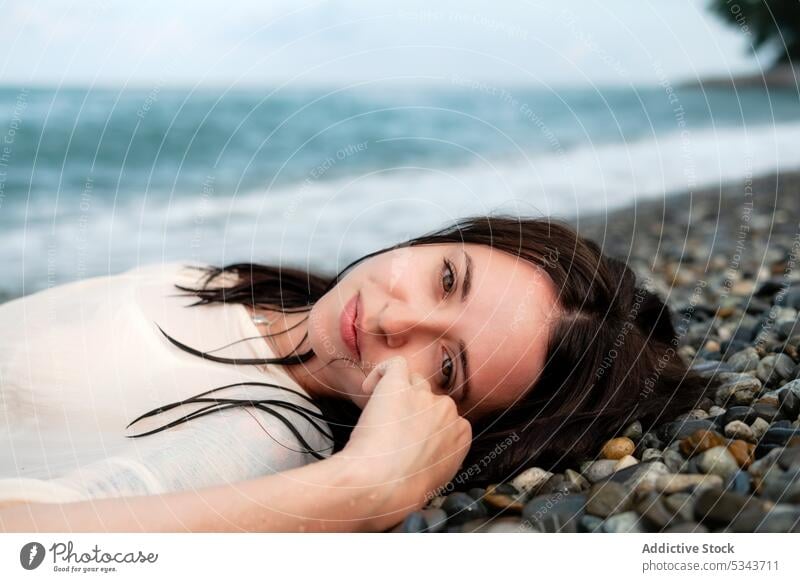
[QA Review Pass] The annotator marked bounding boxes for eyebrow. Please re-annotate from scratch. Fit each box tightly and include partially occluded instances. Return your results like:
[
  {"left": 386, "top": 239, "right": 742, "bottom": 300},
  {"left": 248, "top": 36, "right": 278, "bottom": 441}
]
[{"left": 458, "top": 249, "right": 473, "bottom": 403}]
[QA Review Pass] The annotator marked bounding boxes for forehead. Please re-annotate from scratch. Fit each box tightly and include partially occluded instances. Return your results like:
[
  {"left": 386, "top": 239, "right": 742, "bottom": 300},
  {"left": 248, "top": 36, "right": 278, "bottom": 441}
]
[{"left": 450, "top": 242, "right": 560, "bottom": 415}]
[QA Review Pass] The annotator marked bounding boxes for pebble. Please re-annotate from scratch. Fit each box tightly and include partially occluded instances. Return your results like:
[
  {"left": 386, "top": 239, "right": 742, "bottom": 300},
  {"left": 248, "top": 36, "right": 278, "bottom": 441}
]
[
  {"left": 420, "top": 508, "right": 448, "bottom": 533},
  {"left": 635, "top": 492, "right": 678, "bottom": 530},
  {"left": 585, "top": 481, "right": 633, "bottom": 518},
  {"left": 726, "top": 506, "right": 800, "bottom": 532},
  {"left": 582, "top": 459, "right": 619, "bottom": 483},
  {"left": 724, "top": 470, "right": 752, "bottom": 495},
  {"left": 782, "top": 379, "right": 800, "bottom": 399},
  {"left": 602, "top": 511, "right": 644, "bottom": 533},
  {"left": 694, "top": 489, "right": 768, "bottom": 528},
  {"left": 621, "top": 420, "right": 643, "bottom": 441},
  {"left": 778, "top": 389, "right": 800, "bottom": 418},
  {"left": 601, "top": 437, "right": 636, "bottom": 460},
  {"left": 482, "top": 484, "right": 525, "bottom": 512},
  {"left": 727, "top": 347, "right": 760, "bottom": 372},
  {"left": 654, "top": 473, "right": 723, "bottom": 493},
  {"left": 564, "top": 468, "right": 590, "bottom": 491},
  {"left": 622, "top": 461, "right": 671, "bottom": 493},
  {"left": 760, "top": 468, "right": 800, "bottom": 503},
  {"left": 762, "top": 428, "right": 800, "bottom": 446},
  {"left": 663, "top": 493, "right": 695, "bottom": 521},
  {"left": 510, "top": 467, "right": 553, "bottom": 497},
  {"left": 751, "top": 417, "right": 771, "bottom": 440},
  {"left": 539, "top": 474, "right": 581, "bottom": 496},
  {"left": 579, "top": 514, "right": 605, "bottom": 533},
  {"left": 696, "top": 446, "right": 740, "bottom": 479},
  {"left": 641, "top": 448, "right": 662, "bottom": 462},
  {"left": 441, "top": 492, "right": 488, "bottom": 526},
  {"left": 679, "top": 429, "right": 725, "bottom": 457},
  {"left": 393, "top": 512, "right": 428, "bottom": 533},
  {"left": 662, "top": 449, "right": 686, "bottom": 473},
  {"left": 777, "top": 446, "right": 800, "bottom": 470},
  {"left": 521, "top": 493, "right": 586, "bottom": 533},
  {"left": 724, "top": 420, "right": 755, "bottom": 441},
  {"left": 726, "top": 439, "right": 755, "bottom": 468},
  {"left": 614, "top": 454, "right": 639, "bottom": 471},
  {"left": 757, "top": 353, "right": 796, "bottom": 384},
  {"left": 658, "top": 419, "right": 717, "bottom": 443},
  {"left": 663, "top": 522, "right": 709, "bottom": 533},
  {"left": 724, "top": 406, "right": 759, "bottom": 425}
]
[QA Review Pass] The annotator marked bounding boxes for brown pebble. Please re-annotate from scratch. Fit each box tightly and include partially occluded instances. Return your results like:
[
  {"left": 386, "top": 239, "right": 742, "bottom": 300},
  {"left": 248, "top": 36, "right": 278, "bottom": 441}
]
[
  {"left": 601, "top": 437, "right": 635, "bottom": 460},
  {"left": 717, "top": 305, "right": 735, "bottom": 318},
  {"left": 679, "top": 429, "right": 725, "bottom": 457},
  {"left": 755, "top": 396, "right": 779, "bottom": 407},
  {"left": 726, "top": 439, "right": 755, "bottom": 469},
  {"left": 482, "top": 484, "right": 525, "bottom": 512}
]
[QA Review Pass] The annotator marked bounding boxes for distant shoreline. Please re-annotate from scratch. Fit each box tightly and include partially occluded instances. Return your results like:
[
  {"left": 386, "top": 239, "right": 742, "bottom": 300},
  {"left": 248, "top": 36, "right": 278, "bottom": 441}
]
[{"left": 679, "top": 64, "right": 799, "bottom": 90}]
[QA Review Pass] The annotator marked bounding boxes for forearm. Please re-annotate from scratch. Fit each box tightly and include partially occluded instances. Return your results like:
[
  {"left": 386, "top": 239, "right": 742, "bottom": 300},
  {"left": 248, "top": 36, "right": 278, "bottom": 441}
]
[{"left": 0, "top": 454, "right": 412, "bottom": 533}]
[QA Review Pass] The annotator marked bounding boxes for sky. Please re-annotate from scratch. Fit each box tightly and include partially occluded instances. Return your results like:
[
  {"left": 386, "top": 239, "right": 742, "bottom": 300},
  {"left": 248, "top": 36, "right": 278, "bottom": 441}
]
[{"left": 0, "top": 0, "right": 766, "bottom": 89}]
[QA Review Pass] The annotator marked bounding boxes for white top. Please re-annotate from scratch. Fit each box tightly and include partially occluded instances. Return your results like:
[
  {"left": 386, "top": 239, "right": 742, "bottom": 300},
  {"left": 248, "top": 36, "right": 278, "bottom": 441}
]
[{"left": 0, "top": 261, "right": 333, "bottom": 504}]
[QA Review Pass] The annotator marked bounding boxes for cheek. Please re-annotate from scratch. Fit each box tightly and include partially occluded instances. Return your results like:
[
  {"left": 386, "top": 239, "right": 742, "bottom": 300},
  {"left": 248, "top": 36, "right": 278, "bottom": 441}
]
[{"left": 307, "top": 300, "right": 336, "bottom": 357}]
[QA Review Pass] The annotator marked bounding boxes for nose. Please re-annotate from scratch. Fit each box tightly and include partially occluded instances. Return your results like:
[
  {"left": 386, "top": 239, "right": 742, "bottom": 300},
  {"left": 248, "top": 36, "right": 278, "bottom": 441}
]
[{"left": 376, "top": 299, "right": 446, "bottom": 349}]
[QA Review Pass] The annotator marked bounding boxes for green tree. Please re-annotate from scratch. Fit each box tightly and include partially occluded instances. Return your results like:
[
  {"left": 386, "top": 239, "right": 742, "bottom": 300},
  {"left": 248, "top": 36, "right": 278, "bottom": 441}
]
[{"left": 710, "top": 0, "right": 800, "bottom": 65}]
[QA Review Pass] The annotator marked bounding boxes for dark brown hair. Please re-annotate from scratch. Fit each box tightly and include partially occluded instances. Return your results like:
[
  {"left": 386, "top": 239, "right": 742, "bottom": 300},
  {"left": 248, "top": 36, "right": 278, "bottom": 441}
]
[{"left": 129, "top": 214, "right": 713, "bottom": 484}]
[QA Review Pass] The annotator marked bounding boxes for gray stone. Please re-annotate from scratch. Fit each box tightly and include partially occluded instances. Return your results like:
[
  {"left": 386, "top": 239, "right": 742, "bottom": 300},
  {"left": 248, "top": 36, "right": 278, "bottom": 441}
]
[
  {"left": 696, "top": 446, "right": 740, "bottom": 479},
  {"left": 582, "top": 459, "right": 618, "bottom": 483},
  {"left": 586, "top": 481, "right": 633, "bottom": 518},
  {"left": 726, "top": 506, "right": 800, "bottom": 533},
  {"left": 621, "top": 420, "right": 643, "bottom": 441},
  {"left": 663, "top": 522, "right": 709, "bottom": 533},
  {"left": 393, "top": 512, "right": 428, "bottom": 532},
  {"left": 782, "top": 379, "right": 800, "bottom": 399},
  {"left": 694, "top": 489, "right": 768, "bottom": 527},
  {"left": 760, "top": 467, "right": 800, "bottom": 503},
  {"left": 441, "top": 492, "right": 488, "bottom": 526},
  {"left": 521, "top": 492, "right": 586, "bottom": 533},
  {"left": 663, "top": 493, "right": 695, "bottom": 522},
  {"left": 662, "top": 449, "right": 686, "bottom": 473},
  {"left": 621, "top": 461, "right": 671, "bottom": 493},
  {"left": 762, "top": 428, "right": 800, "bottom": 446},
  {"left": 727, "top": 347, "right": 760, "bottom": 372},
  {"left": 420, "top": 508, "right": 448, "bottom": 533},
  {"left": 579, "top": 514, "right": 605, "bottom": 533},
  {"left": 602, "top": 511, "right": 644, "bottom": 533}
]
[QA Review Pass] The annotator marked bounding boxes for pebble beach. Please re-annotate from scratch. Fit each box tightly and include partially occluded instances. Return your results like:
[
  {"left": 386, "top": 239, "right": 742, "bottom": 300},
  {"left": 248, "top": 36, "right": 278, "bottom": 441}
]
[{"left": 403, "top": 169, "right": 800, "bottom": 533}]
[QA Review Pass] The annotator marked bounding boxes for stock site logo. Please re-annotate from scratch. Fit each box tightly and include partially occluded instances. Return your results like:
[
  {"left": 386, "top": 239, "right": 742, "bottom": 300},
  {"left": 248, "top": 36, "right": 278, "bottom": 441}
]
[{"left": 19, "top": 542, "right": 46, "bottom": 570}]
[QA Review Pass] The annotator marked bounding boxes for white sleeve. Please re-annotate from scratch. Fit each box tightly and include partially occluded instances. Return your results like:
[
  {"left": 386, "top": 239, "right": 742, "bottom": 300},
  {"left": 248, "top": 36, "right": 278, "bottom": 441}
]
[{"left": 0, "top": 405, "right": 333, "bottom": 504}]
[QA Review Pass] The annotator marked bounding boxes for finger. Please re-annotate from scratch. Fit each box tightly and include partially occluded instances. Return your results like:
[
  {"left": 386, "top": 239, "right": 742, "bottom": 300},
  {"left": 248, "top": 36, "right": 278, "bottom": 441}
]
[
  {"left": 409, "top": 372, "right": 427, "bottom": 386},
  {"left": 361, "top": 356, "right": 408, "bottom": 396}
]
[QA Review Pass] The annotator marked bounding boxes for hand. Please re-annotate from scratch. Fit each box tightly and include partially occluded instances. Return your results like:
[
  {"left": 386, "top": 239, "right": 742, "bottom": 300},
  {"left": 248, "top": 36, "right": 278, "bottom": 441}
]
[{"left": 339, "top": 356, "right": 472, "bottom": 516}]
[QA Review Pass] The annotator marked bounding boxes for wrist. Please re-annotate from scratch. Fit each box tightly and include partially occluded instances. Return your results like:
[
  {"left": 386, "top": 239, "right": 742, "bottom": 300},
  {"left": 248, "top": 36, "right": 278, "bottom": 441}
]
[{"left": 330, "top": 451, "right": 417, "bottom": 532}]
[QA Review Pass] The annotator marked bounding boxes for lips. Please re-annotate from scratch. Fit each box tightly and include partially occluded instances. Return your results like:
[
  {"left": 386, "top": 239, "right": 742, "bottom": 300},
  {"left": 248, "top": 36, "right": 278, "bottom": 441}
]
[{"left": 340, "top": 292, "right": 361, "bottom": 362}]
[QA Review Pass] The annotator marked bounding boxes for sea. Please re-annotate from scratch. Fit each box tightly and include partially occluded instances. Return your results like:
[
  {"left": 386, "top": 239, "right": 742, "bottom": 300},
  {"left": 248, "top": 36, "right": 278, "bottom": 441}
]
[{"left": 1, "top": 82, "right": 799, "bottom": 299}]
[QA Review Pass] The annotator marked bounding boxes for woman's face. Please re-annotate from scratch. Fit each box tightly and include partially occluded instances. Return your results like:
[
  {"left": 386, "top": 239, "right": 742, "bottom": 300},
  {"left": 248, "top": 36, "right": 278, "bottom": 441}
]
[{"left": 305, "top": 242, "right": 561, "bottom": 422}]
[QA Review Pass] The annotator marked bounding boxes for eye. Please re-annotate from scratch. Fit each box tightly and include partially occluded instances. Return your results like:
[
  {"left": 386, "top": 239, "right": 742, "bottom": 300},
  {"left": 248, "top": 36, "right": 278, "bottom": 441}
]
[
  {"left": 440, "top": 348, "right": 456, "bottom": 392},
  {"left": 441, "top": 258, "right": 456, "bottom": 296}
]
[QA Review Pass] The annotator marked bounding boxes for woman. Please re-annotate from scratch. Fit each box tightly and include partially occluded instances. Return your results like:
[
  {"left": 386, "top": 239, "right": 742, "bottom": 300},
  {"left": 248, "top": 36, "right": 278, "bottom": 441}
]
[{"left": 0, "top": 214, "right": 707, "bottom": 532}]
